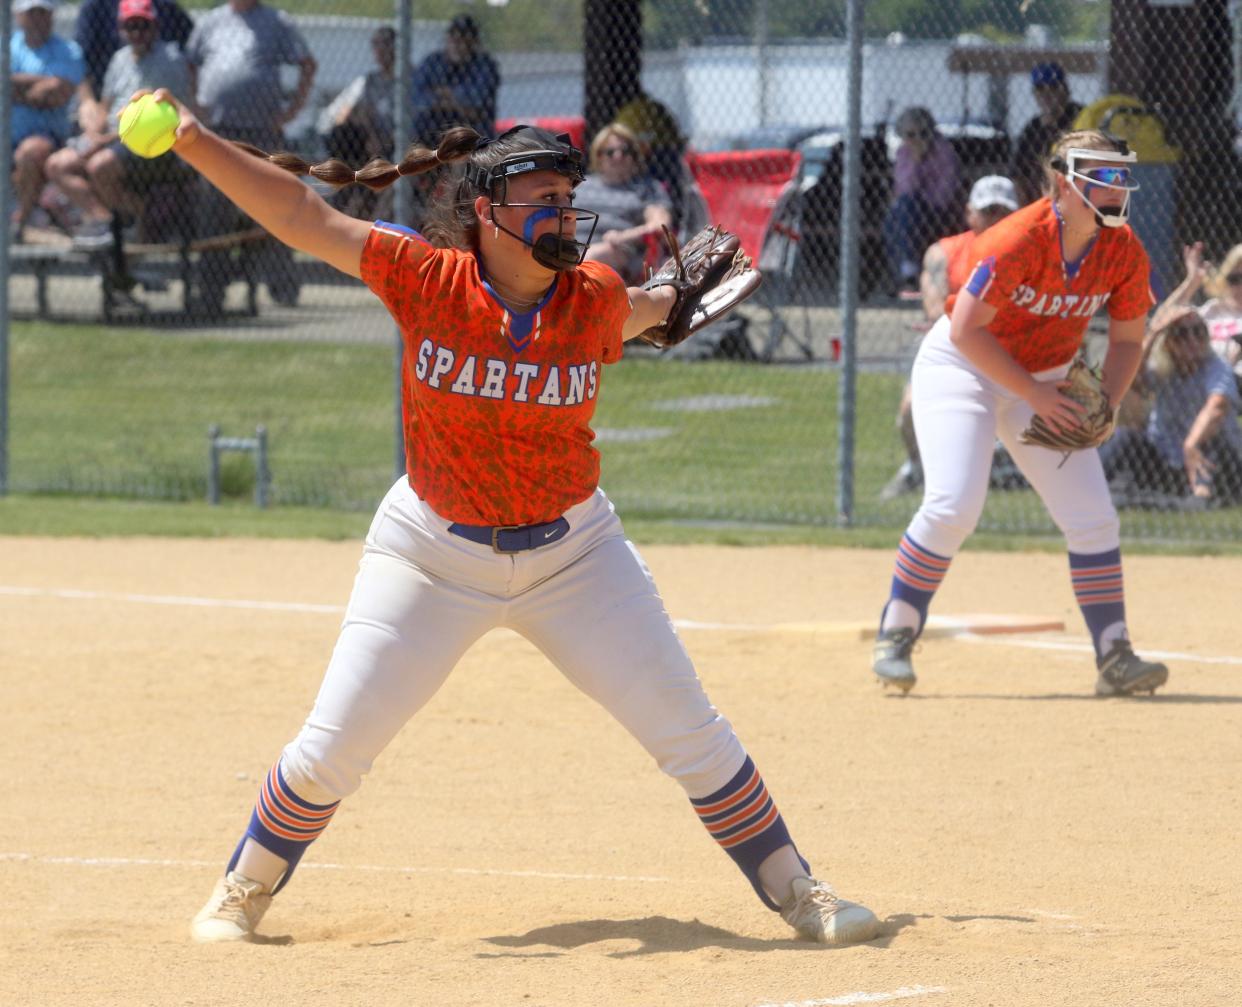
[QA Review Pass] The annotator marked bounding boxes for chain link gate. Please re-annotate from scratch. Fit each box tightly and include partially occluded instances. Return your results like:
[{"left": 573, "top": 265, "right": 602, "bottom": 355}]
[{"left": 3, "top": 1, "right": 1241, "bottom": 544}]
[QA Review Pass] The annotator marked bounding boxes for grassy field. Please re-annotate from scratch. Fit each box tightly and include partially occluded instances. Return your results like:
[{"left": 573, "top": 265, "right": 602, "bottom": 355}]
[{"left": 6, "top": 320, "right": 1242, "bottom": 550}]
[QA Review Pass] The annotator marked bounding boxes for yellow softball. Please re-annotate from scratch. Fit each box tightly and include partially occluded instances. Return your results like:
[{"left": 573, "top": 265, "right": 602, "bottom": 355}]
[{"left": 118, "top": 94, "right": 180, "bottom": 159}]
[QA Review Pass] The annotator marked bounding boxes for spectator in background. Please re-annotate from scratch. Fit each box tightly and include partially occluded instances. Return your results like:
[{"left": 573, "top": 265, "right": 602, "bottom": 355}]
[
  {"left": 882, "top": 106, "right": 961, "bottom": 295},
  {"left": 186, "top": 0, "right": 317, "bottom": 310},
  {"left": 614, "top": 90, "right": 687, "bottom": 228},
  {"left": 9, "top": 0, "right": 84, "bottom": 243},
  {"left": 46, "top": 0, "right": 192, "bottom": 246},
  {"left": 880, "top": 174, "right": 1020, "bottom": 500},
  {"left": 317, "top": 25, "right": 396, "bottom": 219},
  {"left": 1154, "top": 242, "right": 1242, "bottom": 393},
  {"left": 1102, "top": 304, "right": 1242, "bottom": 506},
  {"left": 411, "top": 13, "right": 498, "bottom": 144},
  {"left": 320, "top": 26, "right": 395, "bottom": 166},
  {"left": 576, "top": 123, "right": 673, "bottom": 285},
  {"left": 1010, "top": 62, "right": 1083, "bottom": 206},
  {"left": 74, "top": 0, "right": 191, "bottom": 99}
]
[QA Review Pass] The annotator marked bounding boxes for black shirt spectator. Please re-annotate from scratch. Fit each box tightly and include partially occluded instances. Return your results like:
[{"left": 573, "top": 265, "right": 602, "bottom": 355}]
[{"left": 1009, "top": 62, "right": 1083, "bottom": 205}]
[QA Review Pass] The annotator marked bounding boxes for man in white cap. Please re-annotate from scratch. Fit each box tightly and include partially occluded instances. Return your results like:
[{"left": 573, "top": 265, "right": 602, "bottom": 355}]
[
  {"left": 881, "top": 174, "right": 1020, "bottom": 500},
  {"left": 9, "top": 0, "right": 85, "bottom": 241}
]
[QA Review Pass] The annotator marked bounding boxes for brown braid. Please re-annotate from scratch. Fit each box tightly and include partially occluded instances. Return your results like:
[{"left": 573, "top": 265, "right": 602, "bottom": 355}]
[
  {"left": 233, "top": 126, "right": 481, "bottom": 193},
  {"left": 234, "top": 124, "right": 574, "bottom": 252}
]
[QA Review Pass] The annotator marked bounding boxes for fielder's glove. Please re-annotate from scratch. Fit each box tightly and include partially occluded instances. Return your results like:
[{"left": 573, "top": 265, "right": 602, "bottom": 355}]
[
  {"left": 637, "top": 224, "right": 763, "bottom": 348},
  {"left": 1018, "top": 354, "right": 1117, "bottom": 465}
]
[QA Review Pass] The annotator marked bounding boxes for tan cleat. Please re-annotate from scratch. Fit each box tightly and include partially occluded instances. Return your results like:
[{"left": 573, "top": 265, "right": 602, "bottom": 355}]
[
  {"left": 780, "top": 876, "right": 880, "bottom": 945},
  {"left": 190, "top": 871, "right": 272, "bottom": 943}
]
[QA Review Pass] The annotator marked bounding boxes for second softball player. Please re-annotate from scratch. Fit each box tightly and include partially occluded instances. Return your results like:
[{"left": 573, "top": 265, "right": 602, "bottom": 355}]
[{"left": 872, "top": 129, "right": 1170, "bottom": 698}]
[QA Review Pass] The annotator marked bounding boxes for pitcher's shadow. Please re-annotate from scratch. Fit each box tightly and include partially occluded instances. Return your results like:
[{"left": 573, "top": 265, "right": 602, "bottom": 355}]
[{"left": 479, "top": 912, "right": 921, "bottom": 958}]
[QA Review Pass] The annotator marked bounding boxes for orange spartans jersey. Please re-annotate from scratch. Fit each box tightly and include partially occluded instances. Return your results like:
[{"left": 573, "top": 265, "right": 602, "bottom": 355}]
[
  {"left": 945, "top": 197, "right": 1154, "bottom": 373},
  {"left": 359, "top": 222, "right": 630, "bottom": 526}
]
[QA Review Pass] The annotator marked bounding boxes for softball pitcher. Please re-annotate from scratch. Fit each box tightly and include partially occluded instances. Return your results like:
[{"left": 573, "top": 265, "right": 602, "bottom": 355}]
[
  {"left": 872, "top": 129, "right": 1170, "bottom": 698},
  {"left": 144, "top": 91, "right": 879, "bottom": 946}
]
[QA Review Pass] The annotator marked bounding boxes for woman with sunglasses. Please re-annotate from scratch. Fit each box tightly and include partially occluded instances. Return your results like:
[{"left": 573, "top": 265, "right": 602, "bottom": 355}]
[
  {"left": 134, "top": 91, "right": 880, "bottom": 947},
  {"left": 1101, "top": 304, "right": 1242, "bottom": 505},
  {"left": 871, "top": 129, "right": 1170, "bottom": 698},
  {"left": 883, "top": 106, "right": 962, "bottom": 295},
  {"left": 575, "top": 122, "right": 673, "bottom": 284}
]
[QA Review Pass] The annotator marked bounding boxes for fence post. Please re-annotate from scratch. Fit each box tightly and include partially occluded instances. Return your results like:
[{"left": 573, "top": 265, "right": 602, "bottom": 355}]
[
  {"left": 207, "top": 424, "right": 221, "bottom": 505},
  {"left": 0, "top": 0, "right": 12, "bottom": 497},
  {"left": 255, "top": 425, "right": 270, "bottom": 509},
  {"left": 392, "top": 0, "right": 413, "bottom": 481},
  {"left": 835, "top": 0, "right": 863, "bottom": 527}
]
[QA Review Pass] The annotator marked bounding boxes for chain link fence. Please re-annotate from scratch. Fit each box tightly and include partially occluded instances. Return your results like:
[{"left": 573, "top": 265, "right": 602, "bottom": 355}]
[{"left": 4, "top": 0, "right": 1242, "bottom": 544}]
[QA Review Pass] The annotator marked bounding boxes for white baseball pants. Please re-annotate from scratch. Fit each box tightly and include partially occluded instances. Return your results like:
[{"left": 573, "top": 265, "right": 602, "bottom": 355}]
[
  {"left": 906, "top": 315, "right": 1121, "bottom": 558},
  {"left": 279, "top": 479, "right": 746, "bottom": 805}
]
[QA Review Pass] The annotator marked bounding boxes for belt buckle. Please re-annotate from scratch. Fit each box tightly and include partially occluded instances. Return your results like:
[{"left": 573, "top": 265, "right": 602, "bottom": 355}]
[{"left": 491, "top": 525, "right": 522, "bottom": 553}]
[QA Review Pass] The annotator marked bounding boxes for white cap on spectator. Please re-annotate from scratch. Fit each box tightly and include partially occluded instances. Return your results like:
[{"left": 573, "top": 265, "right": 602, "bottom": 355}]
[
  {"left": 968, "top": 175, "right": 1019, "bottom": 212},
  {"left": 14, "top": 0, "right": 57, "bottom": 11}
]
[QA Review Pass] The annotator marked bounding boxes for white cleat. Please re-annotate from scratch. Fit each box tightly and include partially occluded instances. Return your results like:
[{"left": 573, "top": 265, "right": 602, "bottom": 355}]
[
  {"left": 780, "top": 876, "right": 880, "bottom": 945},
  {"left": 190, "top": 871, "right": 272, "bottom": 943}
]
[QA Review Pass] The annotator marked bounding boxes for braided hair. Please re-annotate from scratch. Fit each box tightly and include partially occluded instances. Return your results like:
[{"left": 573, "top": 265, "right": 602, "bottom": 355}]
[{"left": 236, "top": 126, "right": 576, "bottom": 251}]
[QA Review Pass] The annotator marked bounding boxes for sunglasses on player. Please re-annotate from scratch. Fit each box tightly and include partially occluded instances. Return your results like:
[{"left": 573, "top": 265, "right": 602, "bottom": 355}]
[{"left": 1080, "top": 166, "right": 1132, "bottom": 186}]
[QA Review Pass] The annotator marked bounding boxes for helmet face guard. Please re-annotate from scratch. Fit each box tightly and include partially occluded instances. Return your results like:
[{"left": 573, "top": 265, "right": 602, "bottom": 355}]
[
  {"left": 463, "top": 127, "right": 600, "bottom": 271},
  {"left": 1053, "top": 146, "right": 1140, "bottom": 228}
]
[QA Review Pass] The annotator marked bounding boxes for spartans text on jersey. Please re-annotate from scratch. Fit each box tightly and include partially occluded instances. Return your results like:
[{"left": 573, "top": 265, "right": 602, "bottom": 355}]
[{"left": 414, "top": 338, "right": 600, "bottom": 406}]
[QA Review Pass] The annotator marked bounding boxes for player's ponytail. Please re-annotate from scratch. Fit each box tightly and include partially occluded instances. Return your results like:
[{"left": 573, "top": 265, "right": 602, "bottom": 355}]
[
  {"left": 232, "top": 125, "right": 564, "bottom": 253},
  {"left": 233, "top": 126, "right": 483, "bottom": 192}
]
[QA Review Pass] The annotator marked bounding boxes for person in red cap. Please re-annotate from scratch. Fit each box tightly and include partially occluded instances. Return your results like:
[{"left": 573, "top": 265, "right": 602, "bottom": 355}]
[
  {"left": 45, "top": 0, "right": 193, "bottom": 245},
  {"left": 73, "top": 0, "right": 193, "bottom": 101}
]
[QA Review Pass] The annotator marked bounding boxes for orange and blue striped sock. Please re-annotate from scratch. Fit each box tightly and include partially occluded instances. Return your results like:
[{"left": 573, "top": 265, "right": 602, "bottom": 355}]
[
  {"left": 887, "top": 532, "right": 953, "bottom": 635},
  {"left": 691, "top": 756, "right": 807, "bottom": 910},
  {"left": 1069, "top": 548, "right": 1126, "bottom": 658},
  {"left": 227, "top": 761, "right": 340, "bottom": 894}
]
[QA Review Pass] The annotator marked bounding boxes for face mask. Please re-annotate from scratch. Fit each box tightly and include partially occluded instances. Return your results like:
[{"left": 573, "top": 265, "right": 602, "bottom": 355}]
[{"left": 1055, "top": 147, "right": 1140, "bottom": 228}]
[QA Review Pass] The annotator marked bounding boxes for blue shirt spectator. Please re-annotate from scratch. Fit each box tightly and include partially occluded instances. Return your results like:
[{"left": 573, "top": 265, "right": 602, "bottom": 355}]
[
  {"left": 411, "top": 14, "right": 498, "bottom": 142},
  {"left": 11, "top": 0, "right": 84, "bottom": 146},
  {"left": 74, "top": 0, "right": 193, "bottom": 98},
  {"left": 1148, "top": 341, "right": 1242, "bottom": 470},
  {"left": 1103, "top": 305, "right": 1242, "bottom": 505}
]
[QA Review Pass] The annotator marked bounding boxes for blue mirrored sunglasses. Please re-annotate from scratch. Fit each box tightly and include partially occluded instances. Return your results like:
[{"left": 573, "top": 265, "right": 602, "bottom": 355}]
[{"left": 1082, "top": 166, "right": 1131, "bottom": 186}]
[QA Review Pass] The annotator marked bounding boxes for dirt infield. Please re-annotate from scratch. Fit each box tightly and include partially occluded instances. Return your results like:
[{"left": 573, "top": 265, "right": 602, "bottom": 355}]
[{"left": 2, "top": 536, "right": 1240, "bottom": 1007}]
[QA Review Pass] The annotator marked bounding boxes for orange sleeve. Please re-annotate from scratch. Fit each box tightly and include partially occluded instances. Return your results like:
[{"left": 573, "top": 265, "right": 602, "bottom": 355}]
[
  {"left": 577, "top": 261, "right": 630, "bottom": 364},
  {"left": 1107, "top": 234, "right": 1156, "bottom": 321},
  {"left": 961, "top": 221, "right": 1037, "bottom": 313},
  {"left": 358, "top": 222, "right": 436, "bottom": 319}
]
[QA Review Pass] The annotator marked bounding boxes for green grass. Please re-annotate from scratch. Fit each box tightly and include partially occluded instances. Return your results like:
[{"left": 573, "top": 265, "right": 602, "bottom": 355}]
[
  {"left": 8, "top": 320, "right": 1242, "bottom": 550},
  {"left": 9, "top": 322, "right": 395, "bottom": 509}
]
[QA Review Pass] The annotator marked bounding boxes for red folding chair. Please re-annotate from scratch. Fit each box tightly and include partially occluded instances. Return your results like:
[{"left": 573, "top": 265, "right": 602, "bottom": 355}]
[{"left": 684, "top": 149, "right": 814, "bottom": 361}]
